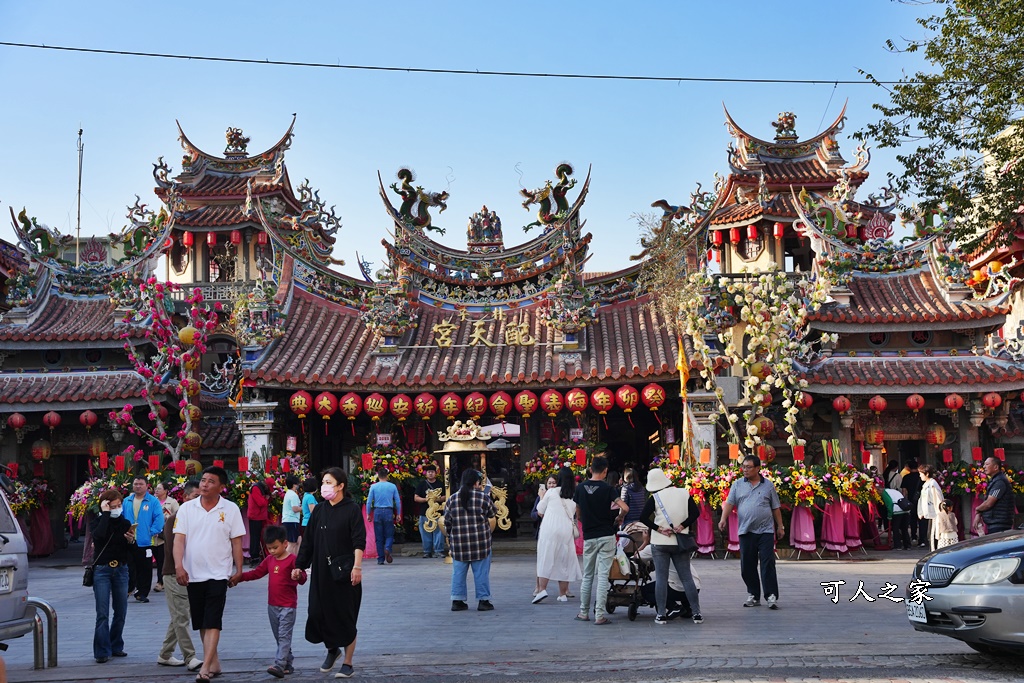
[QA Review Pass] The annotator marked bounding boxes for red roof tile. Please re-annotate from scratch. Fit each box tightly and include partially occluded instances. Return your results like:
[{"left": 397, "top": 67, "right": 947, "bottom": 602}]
[
  {"left": 710, "top": 191, "right": 806, "bottom": 226},
  {"left": 198, "top": 421, "right": 241, "bottom": 451},
  {"left": 176, "top": 205, "right": 254, "bottom": 228},
  {"left": 808, "top": 270, "right": 1005, "bottom": 325},
  {"left": 0, "top": 371, "right": 145, "bottom": 405},
  {"left": 251, "top": 290, "right": 679, "bottom": 389},
  {"left": 173, "top": 176, "right": 286, "bottom": 198},
  {"left": 796, "top": 354, "right": 1024, "bottom": 393},
  {"left": 0, "top": 295, "right": 140, "bottom": 343}
]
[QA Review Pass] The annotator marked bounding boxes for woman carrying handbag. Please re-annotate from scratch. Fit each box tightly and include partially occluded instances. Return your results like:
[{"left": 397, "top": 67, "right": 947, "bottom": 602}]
[{"left": 89, "top": 489, "right": 135, "bottom": 663}]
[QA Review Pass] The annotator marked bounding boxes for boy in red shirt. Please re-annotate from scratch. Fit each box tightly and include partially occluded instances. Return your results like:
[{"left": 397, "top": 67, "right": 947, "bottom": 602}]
[{"left": 232, "top": 525, "right": 307, "bottom": 677}]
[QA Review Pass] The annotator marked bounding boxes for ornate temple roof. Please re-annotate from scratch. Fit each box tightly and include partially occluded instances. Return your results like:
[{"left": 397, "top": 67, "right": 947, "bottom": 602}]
[
  {"left": 795, "top": 353, "right": 1024, "bottom": 394},
  {"left": 0, "top": 371, "right": 146, "bottom": 408},
  {"left": 0, "top": 292, "right": 141, "bottom": 347},
  {"left": 248, "top": 289, "right": 677, "bottom": 391}
]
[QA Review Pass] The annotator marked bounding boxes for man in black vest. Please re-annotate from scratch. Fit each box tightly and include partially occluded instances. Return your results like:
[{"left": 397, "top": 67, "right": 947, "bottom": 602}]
[{"left": 973, "top": 457, "right": 1017, "bottom": 534}]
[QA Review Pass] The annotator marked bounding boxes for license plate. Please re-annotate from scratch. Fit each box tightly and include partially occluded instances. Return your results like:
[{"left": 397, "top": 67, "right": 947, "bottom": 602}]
[
  {"left": 0, "top": 569, "right": 11, "bottom": 594},
  {"left": 906, "top": 601, "right": 927, "bottom": 623}
]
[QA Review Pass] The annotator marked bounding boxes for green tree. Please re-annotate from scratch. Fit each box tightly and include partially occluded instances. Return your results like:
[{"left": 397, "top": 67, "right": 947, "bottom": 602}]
[{"left": 859, "top": 0, "right": 1024, "bottom": 250}]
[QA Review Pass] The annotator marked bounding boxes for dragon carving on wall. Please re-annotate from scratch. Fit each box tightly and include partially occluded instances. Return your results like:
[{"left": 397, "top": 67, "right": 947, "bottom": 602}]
[
  {"left": 109, "top": 196, "right": 170, "bottom": 262},
  {"left": 390, "top": 168, "right": 448, "bottom": 234},
  {"left": 11, "top": 208, "right": 73, "bottom": 265},
  {"left": 521, "top": 163, "right": 576, "bottom": 231}
]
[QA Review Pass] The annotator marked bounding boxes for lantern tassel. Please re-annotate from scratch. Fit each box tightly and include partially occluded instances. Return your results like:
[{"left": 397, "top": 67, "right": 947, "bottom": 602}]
[
  {"left": 627, "top": 414, "right": 634, "bottom": 429},
  {"left": 602, "top": 415, "right": 608, "bottom": 430},
  {"left": 324, "top": 420, "right": 329, "bottom": 436},
  {"left": 653, "top": 412, "right": 662, "bottom": 425},
  {"left": 350, "top": 422, "right": 356, "bottom": 436}
]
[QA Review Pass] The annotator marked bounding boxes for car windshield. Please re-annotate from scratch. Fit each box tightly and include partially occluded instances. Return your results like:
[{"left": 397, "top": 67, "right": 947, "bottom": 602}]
[{"left": 0, "top": 493, "right": 18, "bottom": 534}]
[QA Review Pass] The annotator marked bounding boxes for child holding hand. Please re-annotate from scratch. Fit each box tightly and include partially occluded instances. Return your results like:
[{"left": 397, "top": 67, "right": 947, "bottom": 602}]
[{"left": 232, "top": 525, "right": 307, "bottom": 678}]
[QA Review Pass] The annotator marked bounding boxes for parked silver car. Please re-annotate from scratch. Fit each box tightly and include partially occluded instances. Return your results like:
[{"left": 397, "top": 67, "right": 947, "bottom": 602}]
[
  {"left": 907, "top": 529, "right": 1024, "bottom": 656},
  {"left": 0, "top": 471, "right": 31, "bottom": 645}
]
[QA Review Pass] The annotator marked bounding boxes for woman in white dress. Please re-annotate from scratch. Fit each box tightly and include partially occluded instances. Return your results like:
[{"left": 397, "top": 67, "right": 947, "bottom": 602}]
[
  {"left": 917, "top": 464, "right": 944, "bottom": 551},
  {"left": 533, "top": 467, "right": 583, "bottom": 603}
]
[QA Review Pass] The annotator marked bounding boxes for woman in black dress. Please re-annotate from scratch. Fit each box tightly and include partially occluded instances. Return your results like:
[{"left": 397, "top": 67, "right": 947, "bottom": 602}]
[
  {"left": 294, "top": 467, "right": 365, "bottom": 678},
  {"left": 90, "top": 489, "right": 134, "bottom": 663}
]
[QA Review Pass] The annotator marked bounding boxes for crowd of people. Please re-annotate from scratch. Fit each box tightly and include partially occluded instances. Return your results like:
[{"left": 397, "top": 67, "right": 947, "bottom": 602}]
[{"left": 84, "top": 452, "right": 1019, "bottom": 679}]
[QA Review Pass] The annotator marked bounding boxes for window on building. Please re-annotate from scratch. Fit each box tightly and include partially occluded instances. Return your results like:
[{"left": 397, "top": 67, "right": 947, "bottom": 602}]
[{"left": 867, "top": 332, "right": 889, "bottom": 347}]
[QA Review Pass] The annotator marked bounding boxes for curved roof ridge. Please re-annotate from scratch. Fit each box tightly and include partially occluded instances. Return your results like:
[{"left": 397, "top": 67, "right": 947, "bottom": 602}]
[
  {"left": 723, "top": 101, "right": 848, "bottom": 155},
  {"left": 176, "top": 115, "right": 296, "bottom": 165}
]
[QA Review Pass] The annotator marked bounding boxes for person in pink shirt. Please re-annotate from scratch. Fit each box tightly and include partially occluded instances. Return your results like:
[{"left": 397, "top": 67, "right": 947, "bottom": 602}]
[{"left": 232, "top": 525, "right": 307, "bottom": 678}]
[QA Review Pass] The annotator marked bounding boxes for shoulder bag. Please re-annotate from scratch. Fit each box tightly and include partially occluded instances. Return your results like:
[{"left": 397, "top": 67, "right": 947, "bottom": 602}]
[
  {"left": 323, "top": 505, "right": 354, "bottom": 581},
  {"left": 560, "top": 498, "right": 580, "bottom": 539},
  {"left": 84, "top": 532, "right": 114, "bottom": 587},
  {"left": 654, "top": 492, "right": 697, "bottom": 553}
]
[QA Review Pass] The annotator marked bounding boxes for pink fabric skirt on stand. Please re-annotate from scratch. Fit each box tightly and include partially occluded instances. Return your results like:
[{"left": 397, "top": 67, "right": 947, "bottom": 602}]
[
  {"left": 822, "top": 500, "right": 848, "bottom": 553},
  {"left": 695, "top": 503, "right": 716, "bottom": 555},
  {"left": 727, "top": 508, "right": 740, "bottom": 553},
  {"left": 790, "top": 505, "right": 817, "bottom": 552},
  {"left": 843, "top": 500, "right": 863, "bottom": 550},
  {"left": 362, "top": 504, "right": 378, "bottom": 559}
]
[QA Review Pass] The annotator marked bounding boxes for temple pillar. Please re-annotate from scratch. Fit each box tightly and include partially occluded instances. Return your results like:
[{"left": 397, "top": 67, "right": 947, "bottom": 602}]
[
  {"left": 235, "top": 399, "right": 279, "bottom": 467},
  {"left": 834, "top": 412, "right": 854, "bottom": 464},
  {"left": 958, "top": 406, "right": 981, "bottom": 464},
  {"left": 688, "top": 393, "right": 720, "bottom": 467}
]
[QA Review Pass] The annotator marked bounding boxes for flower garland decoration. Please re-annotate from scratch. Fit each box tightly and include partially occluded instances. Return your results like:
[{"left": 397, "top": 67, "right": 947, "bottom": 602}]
[
  {"left": 522, "top": 445, "right": 588, "bottom": 483},
  {"left": 8, "top": 480, "right": 39, "bottom": 516}
]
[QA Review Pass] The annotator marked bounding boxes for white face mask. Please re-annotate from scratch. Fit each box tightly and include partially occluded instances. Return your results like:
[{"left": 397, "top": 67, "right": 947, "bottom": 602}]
[{"left": 109, "top": 508, "right": 123, "bottom": 518}]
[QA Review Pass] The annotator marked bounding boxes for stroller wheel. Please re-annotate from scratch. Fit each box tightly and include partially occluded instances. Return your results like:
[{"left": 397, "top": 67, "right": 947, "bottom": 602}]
[
  {"left": 606, "top": 604, "right": 616, "bottom": 614},
  {"left": 627, "top": 602, "right": 638, "bottom": 621}
]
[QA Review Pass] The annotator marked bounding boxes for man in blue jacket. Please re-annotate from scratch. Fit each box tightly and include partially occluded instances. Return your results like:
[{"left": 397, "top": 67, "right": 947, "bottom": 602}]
[
  {"left": 124, "top": 476, "right": 165, "bottom": 602},
  {"left": 366, "top": 469, "right": 402, "bottom": 565}
]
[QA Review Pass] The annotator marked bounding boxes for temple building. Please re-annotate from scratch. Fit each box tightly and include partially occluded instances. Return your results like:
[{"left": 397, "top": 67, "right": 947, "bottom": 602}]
[{"left": 3, "top": 108, "right": 1022, "bottom": 543}]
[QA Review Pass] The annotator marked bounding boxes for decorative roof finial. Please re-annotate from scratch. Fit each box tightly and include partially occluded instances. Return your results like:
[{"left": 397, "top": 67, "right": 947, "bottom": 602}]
[
  {"left": 224, "top": 127, "right": 251, "bottom": 156},
  {"left": 467, "top": 205, "right": 504, "bottom": 253},
  {"left": 771, "top": 112, "right": 798, "bottom": 143}
]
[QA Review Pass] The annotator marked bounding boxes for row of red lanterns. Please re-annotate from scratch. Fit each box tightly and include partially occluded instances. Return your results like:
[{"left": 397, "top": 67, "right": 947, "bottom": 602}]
[
  {"left": 180, "top": 231, "right": 269, "bottom": 247},
  {"left": 288, "top": 384, "right": 670, "bottom": 425},
  {"left": 711, "top": 222, "right": 788, "bottom": 248},
  {"left": 831, "top": 392, "right": 1007, "bottom": 415}
]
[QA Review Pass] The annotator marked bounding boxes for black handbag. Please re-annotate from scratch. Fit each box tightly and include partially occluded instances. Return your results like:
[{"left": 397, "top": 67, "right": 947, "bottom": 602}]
[
  {"left": 84, "top": 534, "right": 114, "bottom": 588},
  {"left": 326, "top": 554, "right": 354, "bottom": 582}
]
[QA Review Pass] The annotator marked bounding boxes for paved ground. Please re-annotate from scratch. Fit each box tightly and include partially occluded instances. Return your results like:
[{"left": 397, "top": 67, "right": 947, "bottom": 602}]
[{"left": 3, "top": 544, "right": 1019, "bottom": 683}]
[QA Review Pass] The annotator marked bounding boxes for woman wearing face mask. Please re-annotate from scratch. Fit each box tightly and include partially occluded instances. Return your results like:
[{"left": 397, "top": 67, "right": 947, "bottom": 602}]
[
  {"left": 293, "top": 468, "right": 366, "bottom": 678},
  {"left": 90, "top": 489, "right": 135, "bottom": 663}
]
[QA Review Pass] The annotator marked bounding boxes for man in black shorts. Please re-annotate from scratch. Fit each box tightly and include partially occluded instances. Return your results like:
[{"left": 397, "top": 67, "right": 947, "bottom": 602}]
[{"left": 174, "top": 466, "right": 246, "bottom": 683}]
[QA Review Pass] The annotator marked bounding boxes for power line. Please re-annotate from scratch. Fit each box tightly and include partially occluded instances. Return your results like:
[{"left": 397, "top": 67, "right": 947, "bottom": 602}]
[{"left": 0, "top": 41, "right": 944, "bottom": 85}]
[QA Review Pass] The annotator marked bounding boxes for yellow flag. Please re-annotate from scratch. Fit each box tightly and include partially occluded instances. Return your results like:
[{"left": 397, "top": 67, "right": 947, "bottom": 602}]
[{"left": 677, "top": 335, "right": 690, "bottom": 399}]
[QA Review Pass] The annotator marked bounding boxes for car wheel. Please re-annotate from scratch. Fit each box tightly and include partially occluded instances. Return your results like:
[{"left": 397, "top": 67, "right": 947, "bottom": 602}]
[
  {"left": 627, "top": 603, "right": 638, "bottom": 621},
  {"left": 967, "top": 642, "right": 1016, "bottom": 657}
]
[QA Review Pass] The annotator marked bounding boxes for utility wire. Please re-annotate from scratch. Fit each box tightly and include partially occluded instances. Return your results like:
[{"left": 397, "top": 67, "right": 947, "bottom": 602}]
[{"left": 0, "top": 41, "right": 951, "bottom": 85}]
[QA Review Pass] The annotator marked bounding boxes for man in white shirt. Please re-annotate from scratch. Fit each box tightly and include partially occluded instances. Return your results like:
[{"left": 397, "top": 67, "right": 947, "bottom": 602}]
[{"left": 174, "top": 466, "right": 246, "bottom": 683}]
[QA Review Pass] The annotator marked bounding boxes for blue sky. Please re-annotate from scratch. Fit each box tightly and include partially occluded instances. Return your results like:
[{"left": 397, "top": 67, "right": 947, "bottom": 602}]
[{"left": 0, "top": 1, "right": 930, "bottom": 275}]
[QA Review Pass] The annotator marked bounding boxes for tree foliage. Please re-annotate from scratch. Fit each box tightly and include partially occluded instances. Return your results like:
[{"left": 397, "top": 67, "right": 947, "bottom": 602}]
[{"left": 858, "top": 0, "right": 1024, "bottom": 251}]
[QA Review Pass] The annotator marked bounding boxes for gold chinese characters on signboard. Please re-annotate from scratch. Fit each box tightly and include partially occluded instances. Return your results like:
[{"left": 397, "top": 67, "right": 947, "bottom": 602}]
[{"left": 430, "top": 309, "right": 536, "bottom": 349}]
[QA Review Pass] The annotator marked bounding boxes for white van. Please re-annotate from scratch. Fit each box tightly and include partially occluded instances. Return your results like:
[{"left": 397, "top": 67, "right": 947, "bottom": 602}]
[{"left": 0, "top": 473, "right": 31, "bottom": 643}]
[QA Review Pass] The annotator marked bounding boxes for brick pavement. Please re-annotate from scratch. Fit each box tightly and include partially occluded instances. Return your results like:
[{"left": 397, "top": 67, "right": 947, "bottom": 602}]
[{"left": 3, "top": 548, "right": 1018, "bottom": 683}]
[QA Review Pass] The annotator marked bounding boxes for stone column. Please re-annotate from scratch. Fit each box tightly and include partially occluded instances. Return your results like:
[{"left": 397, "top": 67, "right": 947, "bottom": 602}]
[{"left": 235, "top": 399, "right": 279, "bottom": 467}]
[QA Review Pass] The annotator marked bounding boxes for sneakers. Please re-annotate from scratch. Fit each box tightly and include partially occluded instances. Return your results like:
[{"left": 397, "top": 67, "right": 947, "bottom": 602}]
[
  {"left": 654, "top": 614, "right": 668, "bottom": 625},
  {"left": 186, "top": 658, "right": 204, "bottom": 671},
  {"left": 319, "top": 648, "right": 342, "bottom": 673},
  {"left": 767, "top": 595, "right": 779, "bottom": 610},
  {"left": 666, "top": 609, "right": 682, "bottom": 621},
  {"left": 336, "top": 663, "right": 354, "bottom": 678},
  {"left": 743, "top": 595, "right": 761, "bottom": 607},
  {"left": 451, "top": 600, "right": 468, "bottom": 611},
  {"left": 556, "top": 594, "right": 569, "bottom": 602},
  {"left": 384, "top": 550, "right": 393, "bottom": 564},
  {"left": 422, "top": 553, "right": 433, "bottom": 558},
  {"left": 692, "top": 613, "right": 704, "bottom": 624},
  {"left": 267, "top": 664, "right": 286, "bottom": 678},
  {"left": 157, "top": 655, "right": 186, "bottom": 666},
  {"left": 532, "top": 590, "right": 548, "bottom": 604},
  {"left": 477, "top": 600, "right": 494, "bottom": 611},
  {"left": 283, "top": 665, "right": 295, "bottom": 675}
]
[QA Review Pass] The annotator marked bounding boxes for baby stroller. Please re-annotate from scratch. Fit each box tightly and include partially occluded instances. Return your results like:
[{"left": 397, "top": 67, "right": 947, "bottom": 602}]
[{"left": 604, "top": 524, "right": 654, "bottom": 621}]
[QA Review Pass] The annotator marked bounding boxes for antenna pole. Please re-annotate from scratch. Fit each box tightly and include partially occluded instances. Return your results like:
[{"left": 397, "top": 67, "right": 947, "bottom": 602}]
[{"left": 76, "top": 129, "right": 84, "bottom": 266}]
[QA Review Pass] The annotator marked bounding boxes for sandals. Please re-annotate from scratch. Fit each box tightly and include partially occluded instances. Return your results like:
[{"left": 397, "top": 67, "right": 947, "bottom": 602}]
[
  {"left": 574, "top": 613, "right": 589, "bottom": 621},
  {"left": 195, "top": 675, "right": 211, "bottom": 683},
  {"left": 594, "top": 617, "right": 611, "bottom": 625}
]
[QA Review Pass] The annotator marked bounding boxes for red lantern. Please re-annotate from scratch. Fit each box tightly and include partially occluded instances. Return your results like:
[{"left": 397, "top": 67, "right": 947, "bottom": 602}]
[
  {"left": 944, "top": 393, "right": 964, "bottom": 411},
  {"left": 747, "top": 225, "right": 758, "bottom": 241},
  {"left": 712, "top": 230, "right": 724, "bottom": 247},
  {"left": 925, "top": 424, "right": 946, "bottom": 445},
  {"left": 6, "top": 412, "right": 26, "bottom": 430},
  {"left": 257, "top": 231, "right": 268, "bottom": 245},
  {"left": 389, "top": 394, "right": 413, "bottom": 422},
  {"left": 514, "top": 390, "right": 539, "bottom": 419},
  {"left": 773, "top": 221, "right": 785, "bottom": 240},
  {"left": 832, "top": 395, "right": 851, "bottom": 414},
  {"left": 414, "top": 393, "right": 438, "bottom": 421},
  {"left": 641, "top": 384, "right": 666, "bottom": 412},
  {"left": 868, "top": 395, "right": 887, "bottom": 415},
  {"left": 565, "top": 388, "right": 589, "bottom": 417},
  {"left": 230, "top": 229, "right": 242, "bottom": 245},
  {"left": 615, "top": 386, "right": 640, "bottom": 413},
  {"left": 439, "top": 392, "right": 463, "bottom": 421},
  {"left": 865, "top": 425, "right": 885, "bottom": 445},
  {"left": 314, "top": 392, "right": 338, "bottom": 431},
  {"left": 42, "top": 411, "right": 61, "bottom": 433},
  {"left": 464, "top": 392, "right": 487, "bottom": 420},
  {"left": 339, "top": 392, "right": 363, "bottom": 421},
  {"left": 289, "top": 391, "right": 313, "bottom": 419},
  {"left": 184, "top": 431, "right": 203, "bottom": 451},
  {"left": 182, "top": 231, "right": 194, "bottom": 247},
  {"left": 489, "top": 391, "right": 512, "bottom": 419},
  {"left": 207, "top": 232, "right": 217, "bottom": 246},
  {"left": 730, "top": 227, "right": 741, "bottom": 245},
  {"left": 157, "top": 405, "right": 169, "bottom": 422},
  {"left": 364, "top": 393, "right": 388, "bottom": 422},
  {"left": 540, "top": 389, "right": 565, "bottom": 418},
  {"left": 906, "top": 394, "right": 925, "bottom": 413},
  {"left": 590, "top": 387, "right": 615, "bottom": 415},
  {"left": 79, "top": 410, "right": 98, "bottom": 432},
  {"left": 31, "top": 440, "right": 51, "bottom": 461},
  {"left": 982, "top": 392, "right": 1002, "bottom": 410},
  {"left": 795, "top": 391, "right": 813, "bottom": 409}
]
